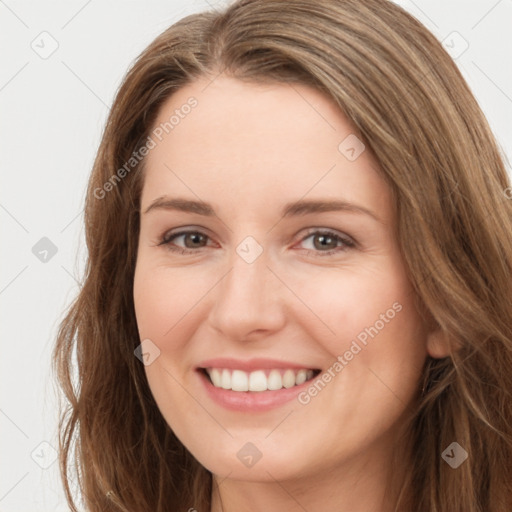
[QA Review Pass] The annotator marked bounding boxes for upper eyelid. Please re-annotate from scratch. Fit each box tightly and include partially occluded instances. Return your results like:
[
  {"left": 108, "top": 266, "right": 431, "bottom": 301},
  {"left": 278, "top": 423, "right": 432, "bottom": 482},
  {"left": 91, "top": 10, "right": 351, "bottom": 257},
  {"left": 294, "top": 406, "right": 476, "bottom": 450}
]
[
  {"left": 160, "top": 227, "right": 355, "bottom": 249},
  {"left": 160, "top": 226, "right": 215, "bottom": 240},
  {"left": 160, "top": 229, "right": 215, "bottom": 245},
  {"left": 294, "top": 227, "right": 355, "bottom": 244}
]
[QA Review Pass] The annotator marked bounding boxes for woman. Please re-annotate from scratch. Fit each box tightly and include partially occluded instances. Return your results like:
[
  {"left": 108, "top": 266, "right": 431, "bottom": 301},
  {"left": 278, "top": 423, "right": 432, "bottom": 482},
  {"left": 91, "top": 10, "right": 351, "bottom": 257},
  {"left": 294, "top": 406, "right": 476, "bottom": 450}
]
[{"left": 53, "top": 0, "right": 512, "bottom": 510}]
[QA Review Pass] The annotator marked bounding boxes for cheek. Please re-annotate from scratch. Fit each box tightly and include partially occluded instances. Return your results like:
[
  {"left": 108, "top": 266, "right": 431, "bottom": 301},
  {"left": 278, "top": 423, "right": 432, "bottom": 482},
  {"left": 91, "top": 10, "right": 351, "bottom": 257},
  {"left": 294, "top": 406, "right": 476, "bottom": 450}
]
[
  {"left": 295, "top": 265, "right": 427, "bottom": 398},
  {"left": 290, "top": 265, "right": 420, "bottom": 347},
  {"left": 133, "top": 261, "right": 213, "bottom": 352},
  {"left": 133, "top": 262, "right": 213, "bottom": 437}
]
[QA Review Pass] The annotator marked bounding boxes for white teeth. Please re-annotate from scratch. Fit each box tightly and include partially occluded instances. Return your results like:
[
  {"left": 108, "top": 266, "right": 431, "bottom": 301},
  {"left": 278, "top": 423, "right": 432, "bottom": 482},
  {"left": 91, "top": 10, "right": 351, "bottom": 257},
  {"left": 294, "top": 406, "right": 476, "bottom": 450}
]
[
  {"left": 221, "top": 369, "right": 231, "bottom": 389},
  {"left": 248, "top": 370, "right": 267, "bottom": 392},
  {"left": 267, "top": 369, "right": 282, "bottom": 390},
  {"left": 282, "top": 369, "right": 295, "bottom": 388},
  {"left": 231, "top": 370, "right": 249, "bottom": 391},
  {"left": 206, "top": 368, "right": 316, "bottom": 392},
  {"left": 295, "top": 369, "right": 307, "bottom": 385},
  {"left": 210, "top": 368, "right": 222, "bottom": 387}
]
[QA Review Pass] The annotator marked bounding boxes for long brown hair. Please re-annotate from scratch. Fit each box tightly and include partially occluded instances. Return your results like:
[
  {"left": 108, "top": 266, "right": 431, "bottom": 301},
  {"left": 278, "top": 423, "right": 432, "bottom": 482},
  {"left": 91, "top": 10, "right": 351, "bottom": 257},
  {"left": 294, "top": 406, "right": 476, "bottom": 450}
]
[{"left": 53, "top": 0, "right": 512, "bottom": 510}]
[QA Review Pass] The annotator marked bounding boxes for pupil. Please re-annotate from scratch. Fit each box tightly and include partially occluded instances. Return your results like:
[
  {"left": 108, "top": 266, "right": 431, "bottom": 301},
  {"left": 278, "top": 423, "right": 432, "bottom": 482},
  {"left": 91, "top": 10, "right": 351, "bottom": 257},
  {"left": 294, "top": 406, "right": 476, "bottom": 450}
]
[
  {"left": 186, "top": 233, "right": 205, "bottom": 248},
  {"left": 314, "top": 234, "right": 336, "bottom": 250}
]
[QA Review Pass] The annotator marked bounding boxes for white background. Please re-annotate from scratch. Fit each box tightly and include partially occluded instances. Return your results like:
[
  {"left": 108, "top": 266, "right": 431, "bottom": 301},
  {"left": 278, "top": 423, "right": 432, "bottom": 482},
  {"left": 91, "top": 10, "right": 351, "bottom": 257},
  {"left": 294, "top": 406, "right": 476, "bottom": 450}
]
[{"left": 1, "top": 0, "right": 511, "bottom": 510}]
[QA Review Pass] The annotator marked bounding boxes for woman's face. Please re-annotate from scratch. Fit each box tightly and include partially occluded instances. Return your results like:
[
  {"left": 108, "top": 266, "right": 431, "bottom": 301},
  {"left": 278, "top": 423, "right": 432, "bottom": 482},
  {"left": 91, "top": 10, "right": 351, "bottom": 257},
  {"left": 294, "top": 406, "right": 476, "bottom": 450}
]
[{"left": 133, "top": 76, "right": 436, "bottom": 483}]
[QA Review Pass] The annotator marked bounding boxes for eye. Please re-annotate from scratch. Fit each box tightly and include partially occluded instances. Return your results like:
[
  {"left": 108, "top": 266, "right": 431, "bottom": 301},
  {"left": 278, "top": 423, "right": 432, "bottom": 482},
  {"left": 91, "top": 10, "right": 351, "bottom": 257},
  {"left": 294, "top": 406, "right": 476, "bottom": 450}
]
[
  {"left": 156, "top": 228, "right": 355, "bottom": 256},
  {"left": 297, "top": 229, "right": 355, "bottom": 256},
  {"left": 158, "top": 229, "right": 212, "bottom": 253}
]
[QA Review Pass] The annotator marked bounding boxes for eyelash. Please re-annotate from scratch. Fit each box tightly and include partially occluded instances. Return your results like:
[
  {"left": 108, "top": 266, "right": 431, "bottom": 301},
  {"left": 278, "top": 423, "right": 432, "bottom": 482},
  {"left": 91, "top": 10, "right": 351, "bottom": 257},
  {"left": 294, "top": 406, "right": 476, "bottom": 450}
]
[{"left": 157, "top": 228, "right": 356, "bottom": 257}]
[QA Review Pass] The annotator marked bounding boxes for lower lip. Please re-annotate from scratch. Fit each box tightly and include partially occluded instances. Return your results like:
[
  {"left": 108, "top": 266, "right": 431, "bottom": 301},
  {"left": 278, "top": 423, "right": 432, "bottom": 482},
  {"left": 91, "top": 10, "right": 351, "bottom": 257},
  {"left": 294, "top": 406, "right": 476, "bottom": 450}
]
[{"left": 198, "top": 370, "right": 314, "bottom": 412}]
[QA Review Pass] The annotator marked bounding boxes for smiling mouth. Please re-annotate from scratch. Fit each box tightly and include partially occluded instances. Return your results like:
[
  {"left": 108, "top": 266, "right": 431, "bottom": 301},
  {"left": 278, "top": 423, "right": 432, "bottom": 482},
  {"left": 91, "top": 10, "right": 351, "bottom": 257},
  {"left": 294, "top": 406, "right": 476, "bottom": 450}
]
[{"left": 201, "top": 367, "right": 321, "bottom": 392}]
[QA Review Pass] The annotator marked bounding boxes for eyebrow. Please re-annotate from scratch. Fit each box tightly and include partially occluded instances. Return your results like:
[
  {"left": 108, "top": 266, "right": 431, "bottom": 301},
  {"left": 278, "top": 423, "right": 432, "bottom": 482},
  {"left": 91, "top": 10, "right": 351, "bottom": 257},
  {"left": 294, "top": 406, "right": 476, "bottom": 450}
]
[
  {"left": 143, "top": 196, "right": 380, "bottom": 222},
  {"left": 281, "top": 199, "right": 380, "bottom": 221},
  {"left": 144, "top": 197, "right": 214, "bottom": 216}
]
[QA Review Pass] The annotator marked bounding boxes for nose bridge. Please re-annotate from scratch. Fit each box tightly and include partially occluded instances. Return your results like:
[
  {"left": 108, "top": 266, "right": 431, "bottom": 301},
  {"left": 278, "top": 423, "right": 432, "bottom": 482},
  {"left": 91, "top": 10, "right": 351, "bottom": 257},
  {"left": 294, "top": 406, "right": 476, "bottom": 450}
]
[
  {"left": 227, "top": 257, "right": 263, "bottom": 303},
  {"left": 208, "top": 246, "right": 285, "bottom": 338}
]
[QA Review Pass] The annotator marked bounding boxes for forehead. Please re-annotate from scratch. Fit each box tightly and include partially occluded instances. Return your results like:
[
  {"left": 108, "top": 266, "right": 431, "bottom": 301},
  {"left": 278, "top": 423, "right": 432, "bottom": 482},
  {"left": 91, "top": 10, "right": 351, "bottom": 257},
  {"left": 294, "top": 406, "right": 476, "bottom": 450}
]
[{"left": 141, "top": 75, "right": 392, "bottom": 222}]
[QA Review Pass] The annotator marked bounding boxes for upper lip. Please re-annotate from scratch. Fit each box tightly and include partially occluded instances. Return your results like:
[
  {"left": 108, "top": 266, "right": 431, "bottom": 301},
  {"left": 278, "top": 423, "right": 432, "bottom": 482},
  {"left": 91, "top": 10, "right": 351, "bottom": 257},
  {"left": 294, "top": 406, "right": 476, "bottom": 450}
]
[{"left": 196, "top": 357, "right": 319, "bottom": 372}]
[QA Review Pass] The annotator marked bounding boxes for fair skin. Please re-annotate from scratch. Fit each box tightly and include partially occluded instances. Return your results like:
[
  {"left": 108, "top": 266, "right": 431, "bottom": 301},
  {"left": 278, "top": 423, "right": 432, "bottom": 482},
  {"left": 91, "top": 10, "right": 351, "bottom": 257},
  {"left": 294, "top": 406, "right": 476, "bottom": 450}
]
[{"left": 133, "top": 75, "right": 447, "bottom": 512}]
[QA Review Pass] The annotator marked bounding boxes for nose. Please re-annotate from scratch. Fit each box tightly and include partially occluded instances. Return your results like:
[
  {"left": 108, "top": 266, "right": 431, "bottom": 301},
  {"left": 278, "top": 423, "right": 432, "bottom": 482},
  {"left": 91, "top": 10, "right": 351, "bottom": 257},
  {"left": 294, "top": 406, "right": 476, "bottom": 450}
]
[{"left": 207, "top": 249, "right": 287, "bottom": 342}]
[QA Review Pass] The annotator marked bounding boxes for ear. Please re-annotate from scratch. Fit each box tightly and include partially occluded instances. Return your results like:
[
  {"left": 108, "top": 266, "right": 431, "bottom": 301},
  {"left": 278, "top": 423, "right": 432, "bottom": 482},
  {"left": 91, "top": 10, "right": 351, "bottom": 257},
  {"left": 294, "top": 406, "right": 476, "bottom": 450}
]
[{"left": 426, "top": 328, "right": 456, "bottom": 359}]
